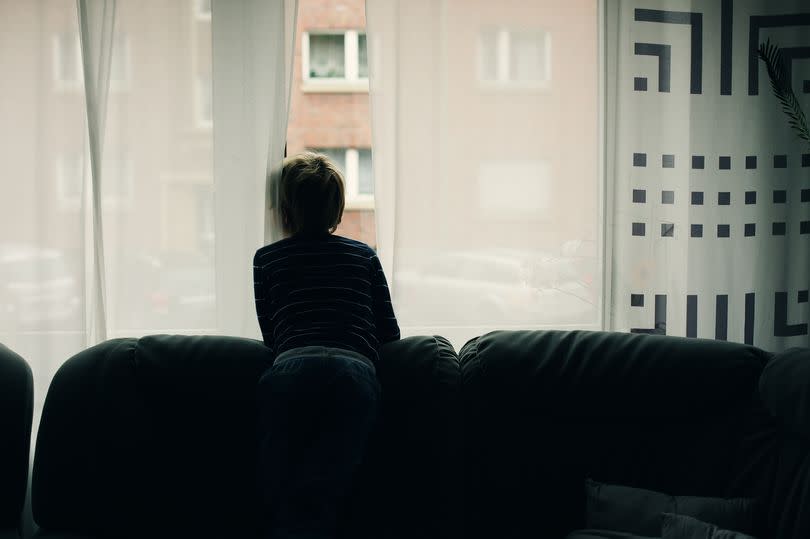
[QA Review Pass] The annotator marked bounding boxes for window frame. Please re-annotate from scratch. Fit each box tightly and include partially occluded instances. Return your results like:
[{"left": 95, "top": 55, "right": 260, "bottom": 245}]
[
  {"left": 477, "top": 27, "right": 552, "bottom": 91},
  {"left": 302, "top": 30, "right": 369, "bottom": 93},
  {"left": 193, "top": 74, "right": 213, "bottom": 130},
  {"left": 194, "top": 0, "right": 212, "bottom": 20},
  {"left": 310, "top": 147, "right": 374, "bottom": 209},
  {"left": 55, "top": 152, "right": 135, "bottom": 211},
  {"left": 52, "top": 32, "right": 132, "bottom": 92}
]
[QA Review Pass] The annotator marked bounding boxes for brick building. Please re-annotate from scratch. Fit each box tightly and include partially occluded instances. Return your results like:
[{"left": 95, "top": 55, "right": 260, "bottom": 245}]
[{"left": 286, "top": 0, "right": 376, "bottom": 248}]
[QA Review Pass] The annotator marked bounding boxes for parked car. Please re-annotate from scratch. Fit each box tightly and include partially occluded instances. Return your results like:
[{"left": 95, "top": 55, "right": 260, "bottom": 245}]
[
  {"left": 393, "top": 248, "right": 598, "bottom": 327},
  {"left": 110, "top": 250, "right": 216, "bottom": 333},
  {"left": 0, "top": 244, "right": 81, "bottom": 331}
]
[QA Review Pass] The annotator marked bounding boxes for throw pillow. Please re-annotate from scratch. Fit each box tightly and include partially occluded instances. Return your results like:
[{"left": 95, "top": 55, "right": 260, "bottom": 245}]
[
  {"left": 661, "top": 512, "right": 759, "bottom": 539},
  {"left": 585, "top": 479, "right": 758, "bottom": 536}
]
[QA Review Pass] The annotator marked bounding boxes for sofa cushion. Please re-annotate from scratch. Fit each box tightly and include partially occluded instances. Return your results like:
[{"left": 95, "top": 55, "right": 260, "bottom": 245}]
[
  {"left": 759, "top": 347, "right": 810, "bottom": 441},
  {"left": 565, "top": 531, "right": 655, "bottom": 539},
  {"left": 0, "top": 342, "right": 33, "bottom": 535},
  {"left": 661, "top": 513, "right": 758, "bottom": 539},
  {"left": 459, "top": 330, "right": 776, "bottom": 539},
  {"left": 32, "top": 334, "right": 461, "bottom": 539},
  {"left": 585, "top": 479, "right": 758, "bottom": 536}
]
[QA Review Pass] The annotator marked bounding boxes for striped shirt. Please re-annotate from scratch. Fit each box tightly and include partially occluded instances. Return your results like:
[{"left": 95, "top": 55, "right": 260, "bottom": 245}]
[{"left": 253, "top": 233, "right": 400, "bottom": 363}]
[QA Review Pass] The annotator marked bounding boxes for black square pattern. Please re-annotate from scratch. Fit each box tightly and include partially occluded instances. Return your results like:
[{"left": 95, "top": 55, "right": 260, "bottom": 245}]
[
  {"left": 632, "top": 222, "right": 646, "bottom": 236},
  {"left": 633, "top": 153, "right": 647, "bottom": 167},
  {"left": 717, "top": 224, "right": 730, "bottom": 238},
  {"left": 745, "top": 223, "right": 756, "bottom": 237},
  {"left": 745, "top": 155, "right": 757, "bottom": 169},
  {"left": 691, "top": 224, "right": 703, "bottom": 237},
  {"left": 691, "top": 191, "right": 704, "bottom": 205},
  {"left": 773, "top": 190, "right": 787, "bottom": 203},
  {"left": 631, "top": 294, "right": 644, "bottom": 307},
  {"left": 719, "top": 156, "right": 731, "bottom": 170},
  {"left": 661, "top": 223, "right": 675, "bottom": 237},
  {"left": 718, "top": 192, "right": 730, "bottom": 205},
  {"left": 745, "top": 191, "right": 757, "bottom": 204},
  {"left": 632, "top": 189, "right": 646, "bottom": 203},
  {"left": 773, "top": 222, "right": 787, "bottom": 235},
  {"left": 692, "top": 155, "right": 704, "bottom": 169}
]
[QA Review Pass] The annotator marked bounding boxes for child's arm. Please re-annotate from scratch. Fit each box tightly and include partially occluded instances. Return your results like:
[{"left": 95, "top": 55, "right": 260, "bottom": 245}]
[
  {"left": 253, "top": 251, "right": 274, "bottom": 349},
  {"left": 370, "top": 253, "right": 401, "bottom": 344}
]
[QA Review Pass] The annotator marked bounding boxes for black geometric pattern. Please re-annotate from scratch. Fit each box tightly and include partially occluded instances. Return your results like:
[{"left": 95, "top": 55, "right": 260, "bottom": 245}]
[
  {"left": 626, "top": 5, "right": 810, "bottom": 347},
  {"left": 629, "top": 152, "right": 808, "bottom": 243},
  {"left": 634, "top": 9, "right": 703, "bottom": 94},
  {"left": 748, "top": 13, "right": 810, "bottom": 95},
  {"left": 628, "top": 291, "right": 809, "bottom": 343}
]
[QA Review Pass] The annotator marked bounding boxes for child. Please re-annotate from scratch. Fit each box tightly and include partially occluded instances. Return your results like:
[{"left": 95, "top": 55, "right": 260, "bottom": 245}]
[{"left": 253, "top": 151, "right": 400, "bottom": 539}]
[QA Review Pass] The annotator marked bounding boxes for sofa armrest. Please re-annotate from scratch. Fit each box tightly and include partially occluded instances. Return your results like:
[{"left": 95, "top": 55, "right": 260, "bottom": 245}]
[{"left": 759, "top": 347, "right": 810, "bottom": 441}]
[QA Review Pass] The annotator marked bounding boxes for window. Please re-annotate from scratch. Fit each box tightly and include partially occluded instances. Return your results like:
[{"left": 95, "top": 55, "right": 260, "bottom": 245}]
[
  {"left": 194, "top": 0, "right": 212, "bottom": 20},
  {"left": 56, "top": 152, "right": 134, "bottom": 210},
  {"left": 53, "top": 32, "right": 81, "bottom": 89},
  {"left": 477, "top": 160, "right": 551, "bottom": 217},
  {"left": 53, "top": 32, "right": 131, "bottom": 91},
  {"left": 302, "top": 30, "right": 369, "bottom": 92},
  {"left": 194, "top": 74, "right": 213, "bottom": 128},
  {"left": 478, "top": 28, "right": 551, "bottom": 88},
  {"left": 311, "top": 147, "right": 374, "bottom": 208}
]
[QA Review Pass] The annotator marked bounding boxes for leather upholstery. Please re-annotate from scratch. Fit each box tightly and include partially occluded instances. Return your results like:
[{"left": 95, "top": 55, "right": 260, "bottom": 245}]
[
  {"left": 31, "top": 334, "right": 461, "bottom": 539},
  {"left": 459, "top": 330, "right": 808, "bottom": 539},
  {"left": 0, "top": 342, "right": 34, "bottom": 539}
]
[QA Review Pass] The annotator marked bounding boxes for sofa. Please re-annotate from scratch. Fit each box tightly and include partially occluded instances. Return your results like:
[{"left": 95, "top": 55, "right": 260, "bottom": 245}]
[
  {"left": 29, "top": 330, "right": 810, "bottom": 538},
  {"left": 0, "top": 343, "right": 34, "bottom": 539}
]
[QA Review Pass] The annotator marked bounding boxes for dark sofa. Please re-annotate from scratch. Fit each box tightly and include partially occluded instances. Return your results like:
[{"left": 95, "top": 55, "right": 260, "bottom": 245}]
[
  {"left": 29, "top": 331, "right": 810, "bottom": 538},
  {"left": 0, "top": 343, "right": 34, "bottom": 539}
]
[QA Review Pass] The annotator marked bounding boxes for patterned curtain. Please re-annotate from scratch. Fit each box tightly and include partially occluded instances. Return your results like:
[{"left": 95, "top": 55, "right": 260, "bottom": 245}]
[{"left": 608, "top": 0, "right": 810, "bottom": 351}]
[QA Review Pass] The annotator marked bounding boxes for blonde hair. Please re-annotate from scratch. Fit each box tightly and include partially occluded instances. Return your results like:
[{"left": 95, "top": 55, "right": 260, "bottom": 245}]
[{"left": 278, "top": 151, "right": 345, "bottom": 235}]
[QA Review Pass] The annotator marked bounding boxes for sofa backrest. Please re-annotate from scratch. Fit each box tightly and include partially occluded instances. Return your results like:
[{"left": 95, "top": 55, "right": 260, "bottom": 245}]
[
  {"left": 0, "top": 342, "right": 33, "bottom": 537},
  {"left": 31, "top": 334, "right": 462, "bottom": 539},
  {"left": 459, "top": 330, "right": 810, "bottom": 539}
]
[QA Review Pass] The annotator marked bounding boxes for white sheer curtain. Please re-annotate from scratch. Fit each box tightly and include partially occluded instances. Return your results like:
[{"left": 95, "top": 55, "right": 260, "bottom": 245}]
[
  {"left": 0, "top": 2, "right": 297, "bottom": 533},
  {"left": 77, "top": 0, "right": 115, "bottom": 345},
  {"left": 211, "top": 0, "right": 298, "bottom": 337},
  {"left": 366, "top": 0, "right": 603, "bottom": 349}
]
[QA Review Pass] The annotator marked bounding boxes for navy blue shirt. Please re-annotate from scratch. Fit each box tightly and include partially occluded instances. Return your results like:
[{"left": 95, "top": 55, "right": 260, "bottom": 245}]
[{"left": 253, "top": 233, "right": 400, "bottom": 363}]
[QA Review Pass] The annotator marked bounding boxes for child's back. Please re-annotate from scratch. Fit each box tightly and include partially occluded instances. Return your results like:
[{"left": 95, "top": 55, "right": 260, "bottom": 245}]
[{"left": 254, "top": 232, "right": 399, "bottom": 365}]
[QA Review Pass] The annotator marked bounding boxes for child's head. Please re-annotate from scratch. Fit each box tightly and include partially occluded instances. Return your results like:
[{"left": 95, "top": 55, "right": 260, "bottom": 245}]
[{"left": 279, "top": 151, "right": 345, "bottom": 236}]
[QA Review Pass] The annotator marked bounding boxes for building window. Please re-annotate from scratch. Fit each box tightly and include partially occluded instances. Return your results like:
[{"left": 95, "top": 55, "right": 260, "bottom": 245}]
[
  {"left": 311, "top": 147, "right": 374, "bottom": 208},
  {"left": 53, "top": 32, "right": 131, "bottom": 91},
  {"left": 478, "top": 28, "right": 551, "bottom": 88},
  {"left": 194, "top": 75, "right": 213, "bottom": 128},
  {"left": 302, "top": 31, "right": 369, "bottom": 92},
  {"left": 194, "top": 0, "right": 212, "bottom": 20},
  {"left": 53, "top": 32, "right": 82, "bottom": 89},
  {"left": 476, "top": 160, "right": 551, "bottom": 217},
  {"left": 56, "top": 152, "right": 134, "bottom": 210}
]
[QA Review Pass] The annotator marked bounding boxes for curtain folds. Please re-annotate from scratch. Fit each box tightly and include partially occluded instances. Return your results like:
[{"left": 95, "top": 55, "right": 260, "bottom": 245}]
[
  {"left": 77, "top": 0, "right": 116, "bottom": 345},
  {"left": 211, "top": 0, "right": 298, "bottom": 338},
  {"left": 605, "top": 0, "right": 810, "bottom": 351}
]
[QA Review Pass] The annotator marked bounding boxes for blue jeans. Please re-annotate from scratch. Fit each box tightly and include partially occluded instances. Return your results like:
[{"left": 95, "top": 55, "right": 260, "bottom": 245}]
[{"left": 256, "top": 346, "right": 381, "bottom": 539}]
